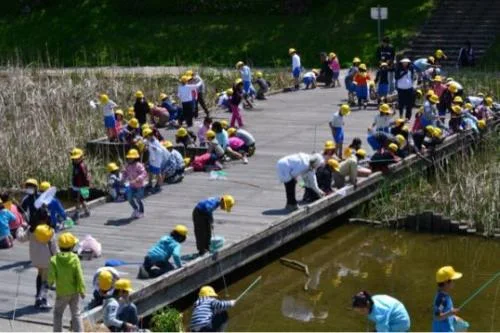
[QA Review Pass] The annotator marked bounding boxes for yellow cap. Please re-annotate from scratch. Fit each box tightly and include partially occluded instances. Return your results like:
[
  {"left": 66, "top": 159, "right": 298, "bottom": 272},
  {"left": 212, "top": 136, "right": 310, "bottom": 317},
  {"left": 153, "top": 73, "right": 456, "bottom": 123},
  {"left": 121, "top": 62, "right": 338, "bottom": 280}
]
[
  {"left": 343, "top": 147, "right": 353, "bottom": 158},
  {"left": 222, "top": 195, "right": 235, "bottom": 213},
  {"left": 433, "top": 127, "right": 443, "bottom": 138},
  {"left": 220, "top": 120, "right": 229, "bottom": 129},
  {"left": 107, "top": 162, "right": 119, "bottom": 173},
  {"left": 115, "top": 109, "right": 124, "bottom": 117},
  {"left": 324, "top": 140, "right": 335, "bottom": 150},
  {"left": 98, "top": 270, "right": 114, "bottom": 291},
  {"left": 159, "top": 93, "right": 168, "bottom": 100},
  {"left": 436, "top": 266, "right": 462, "bottom": 283},
  {"left": 235, "top": 78, "right": 243, "bottom": 85},
  {"left": 173, "top": 224, "right": 188, "bottom": 237},
  {"left": 329, "top": 52, "right": 336, "bottom": 58},
  {"left": 464, "top": 103, "right": 473, "bottom": 110},
  {"left": 356, "top": 149, "right": 367, "bottom": 158},
  {"left": 227, "top": 128, "right": 237, "bottom": 137},
  {"left": 70, "top": 148, "right": 84, "bottom": 160},
  {"left": 128, "top": 118, "right": 139, "bottom": 129},
  {"left": 395, "top": 118, "right": 405, "bottom": 126},
  {"left": 141, "top": 123, "right": 150, "bottom": 131},
  {"left": 255, "top": 71, "right": 263, "bottom": 78},
  {"left": 312, "top": 69, "right": 319, "bottom": 75},
  {"left": 162, "top": 140, "right": 173, "bottom": 149},
  {"left": 416, "top": 89, "right": 423, "bottom": 97},
  {"left": 148, "top": 102, "right": 154, "bottom": 109},
  {"left": 340, "top": 104, "right": 351, "bottom": 116},
  {"left": 327, "top": 159, "right": 340, "bottom": 172},
  {"left": 388, "top": 143, "right": 399, "bottom": 153},
  {"left": 184, "top": 157, "right": 191, "bottom": 167},
  {"left": 358, "top": 63, "right": 367, "bottom": 71},
  {"left": 226, "top": 88, "right": 233, "bottom": 96},
  {"left": 425, "top": 125, "right": 435, "bottom": 134},
  {"left": 402, "top": 125, "right": 409, "bottom": 133},
  {"left": 477, "top": 92, "right": 485, "bottom": 97},
  {"left": 453, "top": 96, "right": 463, "bottom": 104},
  {"left": 115, "top": 279, "right": 133, "bottom": 293},
  {"left": 380, "top": 62, "right": 388, "bottom": 67},
  {"left": 485, "top": 97, "right": 493, "bottom": 106},
  {"left": 428, "top": 56, "right": 435, "bottom": 63},
  {"left": 142, "top": 128, "right": 153, "bottom": 137},
  {"left": 99, "top": 94, "right": 109, "bottom": 104},
  {"left": 288, "top": 48, "right": 296, "bottom": 55},
  {"left": 126, "top": 149, "right": 140, "bottom": 159},
  {"left": 477, "top": 119, "right": 486, "bottom": 129},
  {"left": 353, "top": 57, "right": 361, "bottom": 63},
  {"left": 395, "top": 134, "right": 406, "bottom": 146},
  {"left": 58, "top": 232, "right": 78, "bottom": 249},
  {"left": 448, "top": 83, "right": 458, "bottom": 93},
  {"left": 433, "top": 75, "right": 442, "bottom": 82},
  {"left": 206, "top": 130, "right": 216, "bottom": 140},
  {"left": 180, "top": 75, "right": 189, "bottom": 84},
  {"left": 379, "top": 103, "right": 391, "bottom": 114},
  {"left": 135, "top": 90, "right": 144, "bottom": 98},
  {"left": 199, "top": 286, "right": 218, "bottom": 297},
  {"left": 34, "top": 224, "right": 54, "bottom": 244},
  {"left": 435, "top": 49, "right": 445, "bottom": 59},
  {"left": 429, "top": 94, "right": 439, "bottom": 104},
  {"left": 451, "top": 105, "right": 462, "bottom": 114},
  {"left": 176, "top": 127, "right": 188, "bottom": 138},
  {"left": 185, "top": 70, "right": 194, "bottom": 77},
  {"left": 25, "top": 178, "right": 39, "bottom": 188},
  {"left": 40, "top": 181, "right": 51, "bottom": 192},
  {"left": 235, "top": 61, "right": 244, "bottom": 68}
]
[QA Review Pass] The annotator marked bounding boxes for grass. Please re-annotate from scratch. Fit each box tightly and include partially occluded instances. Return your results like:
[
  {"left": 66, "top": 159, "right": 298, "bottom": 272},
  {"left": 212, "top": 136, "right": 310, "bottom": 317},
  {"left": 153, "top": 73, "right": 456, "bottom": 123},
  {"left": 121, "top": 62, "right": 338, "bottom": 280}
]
[
  {"left": 358, "top": 131, "right": 500, "bottom": 235},
  {"left": 150, "top": 307, "right": 184, "bottom": 332},
  {"left": 0, "top": 0, "right": 435, "bottom": 67},
  {"left": 0, "top": 66, "right": 290, "bottom": 190}
]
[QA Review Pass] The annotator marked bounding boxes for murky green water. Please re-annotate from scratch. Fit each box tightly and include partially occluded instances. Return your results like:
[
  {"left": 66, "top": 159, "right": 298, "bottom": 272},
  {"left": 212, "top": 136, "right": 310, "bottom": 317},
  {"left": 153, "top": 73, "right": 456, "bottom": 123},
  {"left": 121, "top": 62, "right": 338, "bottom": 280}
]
[{"left": 184, "top": 224, "right": 500, "bottom": 331}]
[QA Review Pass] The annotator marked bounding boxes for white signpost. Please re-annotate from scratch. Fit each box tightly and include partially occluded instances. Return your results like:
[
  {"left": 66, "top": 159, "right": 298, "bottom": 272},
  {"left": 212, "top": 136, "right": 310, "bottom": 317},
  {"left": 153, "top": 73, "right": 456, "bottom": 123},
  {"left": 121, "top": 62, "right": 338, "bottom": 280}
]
[{"left": 371, "top": 5, "right": 388, "bottom": 44}]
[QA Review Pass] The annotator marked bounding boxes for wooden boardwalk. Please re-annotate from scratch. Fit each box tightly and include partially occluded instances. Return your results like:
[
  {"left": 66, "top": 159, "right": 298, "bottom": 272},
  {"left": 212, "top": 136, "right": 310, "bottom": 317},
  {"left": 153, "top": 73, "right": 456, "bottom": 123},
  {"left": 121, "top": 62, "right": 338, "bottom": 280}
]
[{"left": 0, "top": 81, "right": 380, "bottom": 329}]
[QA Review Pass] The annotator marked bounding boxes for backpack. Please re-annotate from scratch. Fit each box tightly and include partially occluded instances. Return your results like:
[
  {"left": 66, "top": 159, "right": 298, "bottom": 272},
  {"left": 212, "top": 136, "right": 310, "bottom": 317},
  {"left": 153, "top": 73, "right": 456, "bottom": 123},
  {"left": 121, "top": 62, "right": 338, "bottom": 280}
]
[{"left": 192, "top": 153, "right": 212, "bottom": 172}]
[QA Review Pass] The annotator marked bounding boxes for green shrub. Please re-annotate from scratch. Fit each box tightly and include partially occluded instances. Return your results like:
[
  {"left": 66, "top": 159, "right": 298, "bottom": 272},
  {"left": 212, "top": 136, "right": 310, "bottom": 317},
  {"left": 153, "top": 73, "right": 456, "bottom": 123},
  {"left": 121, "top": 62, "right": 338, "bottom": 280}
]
[{"left": 150, "top": 307, "right": 184, "bottom": 332}]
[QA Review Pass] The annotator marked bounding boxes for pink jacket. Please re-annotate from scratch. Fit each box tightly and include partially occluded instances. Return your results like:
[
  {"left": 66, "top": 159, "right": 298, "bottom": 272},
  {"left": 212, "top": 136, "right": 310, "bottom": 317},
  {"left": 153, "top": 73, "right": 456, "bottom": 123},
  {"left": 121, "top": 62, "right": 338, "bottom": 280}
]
[
  {"left": 433, "top": 83, "right": 447, "bottom": 98},
  {"left": 229, "top": 136, "right": 245, "bottom": 150},
  {"left": 5, "top": 202, "right": 25, "bottom": 230},
  {"left": 122, "top": 162, "right": 147, "bottom": 189},
  {"left": 329, "top": 59, "right": 341, "bottom": 72}
]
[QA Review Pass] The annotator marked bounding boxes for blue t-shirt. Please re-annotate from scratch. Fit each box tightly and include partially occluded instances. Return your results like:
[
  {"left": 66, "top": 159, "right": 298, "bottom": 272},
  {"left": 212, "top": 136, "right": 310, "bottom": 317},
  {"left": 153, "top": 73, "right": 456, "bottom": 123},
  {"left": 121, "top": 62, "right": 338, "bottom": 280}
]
[
  {"left": 147, "top": 235, "right": 182, "bottom": 268},
  {"left": 195, "top": 197, "right": 220, "bottom": 216},
  {"left": 432, "top": 291, "right": 454, "bottom": 332},
  {"left": 368, "top": 295, "right": 411, "bottom": 332},
  {"left": 0, "top": 209, "right": 16, "bottom": 238},
  {"left": 215, "top": 130, "right": 229, "bottom": 150}
]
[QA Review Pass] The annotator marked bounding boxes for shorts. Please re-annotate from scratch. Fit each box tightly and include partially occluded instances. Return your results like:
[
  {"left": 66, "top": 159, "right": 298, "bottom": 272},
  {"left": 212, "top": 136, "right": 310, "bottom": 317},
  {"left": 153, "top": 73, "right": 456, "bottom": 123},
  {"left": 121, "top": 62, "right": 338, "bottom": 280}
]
[
  {"left": 356, "top": 85, "right": 368, "bottom": 99},
  {"left": 332, "top": 71, "right": 340, "bottom": 80},
  {"left": 293, "top": 67, "right": 301, "bottom": 79},
  {"left": 332, "top": 127, "right": 344, "bottom": 144},
  {"left": 346, "top": 82, "right": 356, "bottom": 93},
  {"left": 149, "top": 165, "right": 162, "bottom": 175},
  {"left": 377, "top": 83, "right": 389, "bottom": 96},
  {"left": 243, "top": 81, "right": 251, "bottom": 94},
  {"left": 104, "top": 115, "right": 116, "bottom": 129},
  {"left": 367, "top": 134, "right": 381, "bottom": 151},
  {"left": 303, "top": 77, "right": 314, "bottom": 85},
  {"left": 238, "top": 144, "right": 250, "bottom": 153}
]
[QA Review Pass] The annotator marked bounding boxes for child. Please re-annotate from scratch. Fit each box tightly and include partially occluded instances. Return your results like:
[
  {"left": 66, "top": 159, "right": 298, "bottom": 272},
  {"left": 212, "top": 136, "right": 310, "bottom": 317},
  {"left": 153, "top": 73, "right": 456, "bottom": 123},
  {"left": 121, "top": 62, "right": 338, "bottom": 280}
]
[
  {"left": 192, "top": 195, "right": 234, "bottom": 255},
  {"left": 432, "top": 266, "right": 465, "bottom": 332},
  {"left": 18, "top": 221, "right": 58, "bottom": 309},
  {"left": 49, "top": 232, "right": 85, "bottom": 332},
  {"left": 352, "top": 291, "right": 411, "bottom": 332},
  {"left": 375, "top": 63, "right": 390, "bottom": 103},
  {"left": 114, "top": 109, "right": 125, "bottom": 136},
  {"left": 303, "top": 159, "right": 342, "bottom": 203},
  {"left": 39, "top": 181, "right": 67, "bottom": 231},
  {"left": 139, "top": 225, "right": 187, "bottom": 279},
  {"left": 227, "top": 127, "right": 256, "bottom": 157},
  {"left": 177, "top": 75, "right": 197, "bottom": 127},
  {"left": 20, "top": 178, "right": 39, "bottom": 226},
  {"left": 107, "top": 162, "right": 127, "bottom": 202},
  {"left": 1, "top": 193, "right": 25, "bottom": 239},
  {"left": 329, "top": 104, "right": 350, "bottom": 159},
  {"left": 371, "top": 103, "right": 393, "bottom": 133},
  {"left": 70, "top": 148, "right": 91, "bottom": 220},
  {"left": 206, "top": 131, "right": 225, "bottom": 168},
  {"left": 432, "top": 76, "right": 447, "bottom": 98},
  {"left": 161, "top": 141, "right": 185, "bottom": 184},
  {"left": 235, "top": 61, "right": 255, "bottom": 99},
  {"left": 104, "top": 278, "right": 139, "bottom": 332},
  {"left": 303, "top": 69, "right": 318, "bottom": 89},
  {"left": 448, "top": 105, "right": 464, "bottom": 133},
  {"left": 143, "top": 128, "right": 168, "bottom": 193},
  {"left": 345, "top": 57, "right": 361, "bottom": 105},
  {"left": 421, "top": 94, "right": 439, "bottom": 129},
  {"left": 213, "top": 121, "right": 245, "bottom": 163},
  {"left": 190, "top": 286, "right": 236, "bottom": 332},
  {"left": 175, "top": 127, "right": 197, "bottom": 148},
  {"left": 119, "top": 118, "right": 141, "bottom": 144},
  {"left": 198, "top": 117, "right": 212, "bottom": 147},
  {"left": 160, "top": 92, "right": 182, "bottom": 124},
  {"left": 87, "top": 267, "right": 120, "bottom": 310},
  {"left": 99, "top": 94, "right": 118, "bottom": 141},
  {"left": 322, "top": 140, "right": 337, "bottom": 161},
  {"left": 0, "top": 198, "right": 16, "bottom": 249},
  {"left": 216, "top": 89, "right": 232, "bottom": 112},
  {"left": 122, "top": 149, "right": 147, "bottom": 219},
  {"left": 254, "top": 71, "right": 270, "bottom": 100},
  {"left": 289, "top": 48, "right": 301, "bottom": 90},
  {"left": 353, "top": 64, "right": 371, "bottom": 109},
  {"left": 133, "top": 90, "right": 150, "bottom": 126},
  {"left": 190, "top": 70, "right": 209, "bottom": 117},
  {"left": 230, "top": 79, "right": 252, "bottom": 128},
  {"left": 329, "top": 52, "right": 341, "bottom": 87}
]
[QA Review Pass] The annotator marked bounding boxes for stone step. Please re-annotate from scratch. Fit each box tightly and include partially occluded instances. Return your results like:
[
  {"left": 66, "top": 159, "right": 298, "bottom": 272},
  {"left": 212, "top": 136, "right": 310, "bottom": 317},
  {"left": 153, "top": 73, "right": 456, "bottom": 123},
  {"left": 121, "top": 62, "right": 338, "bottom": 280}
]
[
  {"left": 412, "top": 34, "right": 496, "bottom": 40},
  {"left": 410, "top": 40, "right": 493, "bottom": 46}
]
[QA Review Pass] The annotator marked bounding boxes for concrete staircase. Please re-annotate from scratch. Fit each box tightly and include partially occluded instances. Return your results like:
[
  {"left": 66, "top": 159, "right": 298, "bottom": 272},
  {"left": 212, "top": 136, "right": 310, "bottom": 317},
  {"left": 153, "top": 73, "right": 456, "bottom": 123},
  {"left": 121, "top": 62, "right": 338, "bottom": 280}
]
[{"left": 406, "top": 0, "right": 500, "bottom": 66}]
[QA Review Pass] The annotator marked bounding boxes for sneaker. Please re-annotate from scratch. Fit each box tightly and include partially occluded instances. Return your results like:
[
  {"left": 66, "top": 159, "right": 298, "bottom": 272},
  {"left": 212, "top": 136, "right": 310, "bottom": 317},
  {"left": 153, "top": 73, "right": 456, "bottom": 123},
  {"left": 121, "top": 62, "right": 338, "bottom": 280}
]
[
  {"left": 81, "top": 211, "right": 91, "bottom": 218},
  {"left": 131, "top": 210, "right": 139, "bottom": 218},
  {"left": 242, "top": 157, "right": 249, "bottom": 164},
  {"left": 34, "top": 298, "right": 42, "bottom": 309},
  {"left": 136, "top": 212, "right": 144, "bottom": 219},
  {"left": 285, "top": 204, "right": 299, "bottom": 211},
  {"left": 39, "top": 298, "right": 51, "bottom": 310}
]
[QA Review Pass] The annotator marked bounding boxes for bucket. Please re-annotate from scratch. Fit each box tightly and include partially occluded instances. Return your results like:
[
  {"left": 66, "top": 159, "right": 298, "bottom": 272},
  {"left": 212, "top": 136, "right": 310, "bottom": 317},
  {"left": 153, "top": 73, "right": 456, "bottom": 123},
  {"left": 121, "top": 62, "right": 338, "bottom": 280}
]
[{"left": 210, "top": 236, "right": 225, "bottom": 253}]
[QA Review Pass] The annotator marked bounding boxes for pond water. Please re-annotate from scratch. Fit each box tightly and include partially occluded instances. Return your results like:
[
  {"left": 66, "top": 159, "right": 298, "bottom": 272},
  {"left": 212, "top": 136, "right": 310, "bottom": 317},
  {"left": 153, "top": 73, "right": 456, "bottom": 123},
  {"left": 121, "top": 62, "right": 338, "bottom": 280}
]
[{"left": 184, "top": 224, "right": 500, "bottom": 331}]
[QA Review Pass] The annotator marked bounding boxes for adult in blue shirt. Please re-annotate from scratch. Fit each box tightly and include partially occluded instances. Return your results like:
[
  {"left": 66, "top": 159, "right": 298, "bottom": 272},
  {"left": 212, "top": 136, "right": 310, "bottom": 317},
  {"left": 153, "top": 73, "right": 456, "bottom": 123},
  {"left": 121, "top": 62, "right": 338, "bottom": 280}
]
[
  {"left": 192, "top": 195, "right": 235, "bottom": 255},
  {"left": 0, "top": 199, "right": 16, "bottom": 249},
  {"left": 138, "top": 225, "right": 188, "bottom": 279},
  {"left": 352, "top": 291, "right": 411, "bottom": 332}
]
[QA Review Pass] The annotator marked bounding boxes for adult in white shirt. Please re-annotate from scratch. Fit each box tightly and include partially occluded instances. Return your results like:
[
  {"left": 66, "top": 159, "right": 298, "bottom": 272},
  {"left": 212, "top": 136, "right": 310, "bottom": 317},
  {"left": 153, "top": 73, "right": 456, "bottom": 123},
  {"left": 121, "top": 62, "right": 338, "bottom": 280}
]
[
  {"left": 395, "top": 58, "right": 416, "bottom": 120},
  {"left": 289, "top": 48, "right": 302, "bottom": 90},
  {"left": 276, "top": 153, "right": 324, "bottom": 211},
  {"left": 143, "top": 128, "right": 168, "bottom": 192}
]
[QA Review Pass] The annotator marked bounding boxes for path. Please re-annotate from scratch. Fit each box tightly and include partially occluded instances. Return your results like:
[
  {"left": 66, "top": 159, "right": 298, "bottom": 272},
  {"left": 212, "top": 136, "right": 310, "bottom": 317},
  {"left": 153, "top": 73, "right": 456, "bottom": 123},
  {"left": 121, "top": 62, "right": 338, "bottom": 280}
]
[{"left": 0, "top": 80, "right": 380, "bottom": 330}]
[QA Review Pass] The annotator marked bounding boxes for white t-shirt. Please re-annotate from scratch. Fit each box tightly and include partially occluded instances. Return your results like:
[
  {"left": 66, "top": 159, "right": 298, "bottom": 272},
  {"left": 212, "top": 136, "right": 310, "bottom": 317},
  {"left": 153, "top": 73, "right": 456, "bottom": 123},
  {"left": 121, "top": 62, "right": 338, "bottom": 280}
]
[
  {"left": 177, "top": 84, "right": 197, "bottom": 103},
  {"left": 396, "top": 70, "right": 413, "bottom": 90},
  {"left": 330, "top": 112, "right": 344, "bottom": 128},
  {"left": 292, "top": 54, "right": 301, "bottom": 69},
  {"left": 373, "top": 114, "right": 393, "bottom": 129},
  {"left": 102, "top": 101, "right": 117, "bottom": 117},
  {"left": 148, "top": 138, "right": 168, "bottom": 168},
  {"left": 303, "top": 71, "right": 315, "bottom": 78}
]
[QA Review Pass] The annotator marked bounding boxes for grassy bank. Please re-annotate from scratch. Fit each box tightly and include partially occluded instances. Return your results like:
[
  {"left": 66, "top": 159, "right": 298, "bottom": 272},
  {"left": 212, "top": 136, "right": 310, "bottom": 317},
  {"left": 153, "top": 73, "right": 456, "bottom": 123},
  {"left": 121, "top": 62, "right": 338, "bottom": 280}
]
[
  {"left": 0, "top": 0, "right": 434, "bottom": 67},
  {"left": 0, "top": 67, "right": 289, "bottom": 189},
  {"left": 359, "top": 131, "right": 500, "bottom": 235}
]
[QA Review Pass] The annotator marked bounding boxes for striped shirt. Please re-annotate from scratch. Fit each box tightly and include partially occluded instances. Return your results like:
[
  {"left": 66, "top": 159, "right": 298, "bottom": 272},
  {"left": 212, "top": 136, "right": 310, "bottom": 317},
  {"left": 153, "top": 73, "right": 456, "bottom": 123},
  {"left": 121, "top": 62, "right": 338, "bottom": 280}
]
[{"left": 190, "top": 297, "right": 234, "bottom": 332}]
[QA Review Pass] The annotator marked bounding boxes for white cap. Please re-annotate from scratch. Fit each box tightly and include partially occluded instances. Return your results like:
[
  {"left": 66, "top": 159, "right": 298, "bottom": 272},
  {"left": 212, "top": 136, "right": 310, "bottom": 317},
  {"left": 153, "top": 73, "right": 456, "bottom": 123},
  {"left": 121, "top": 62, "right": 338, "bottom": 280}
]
[{"left": 400, "top": 58, "right": 411, "bottom": 63}]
